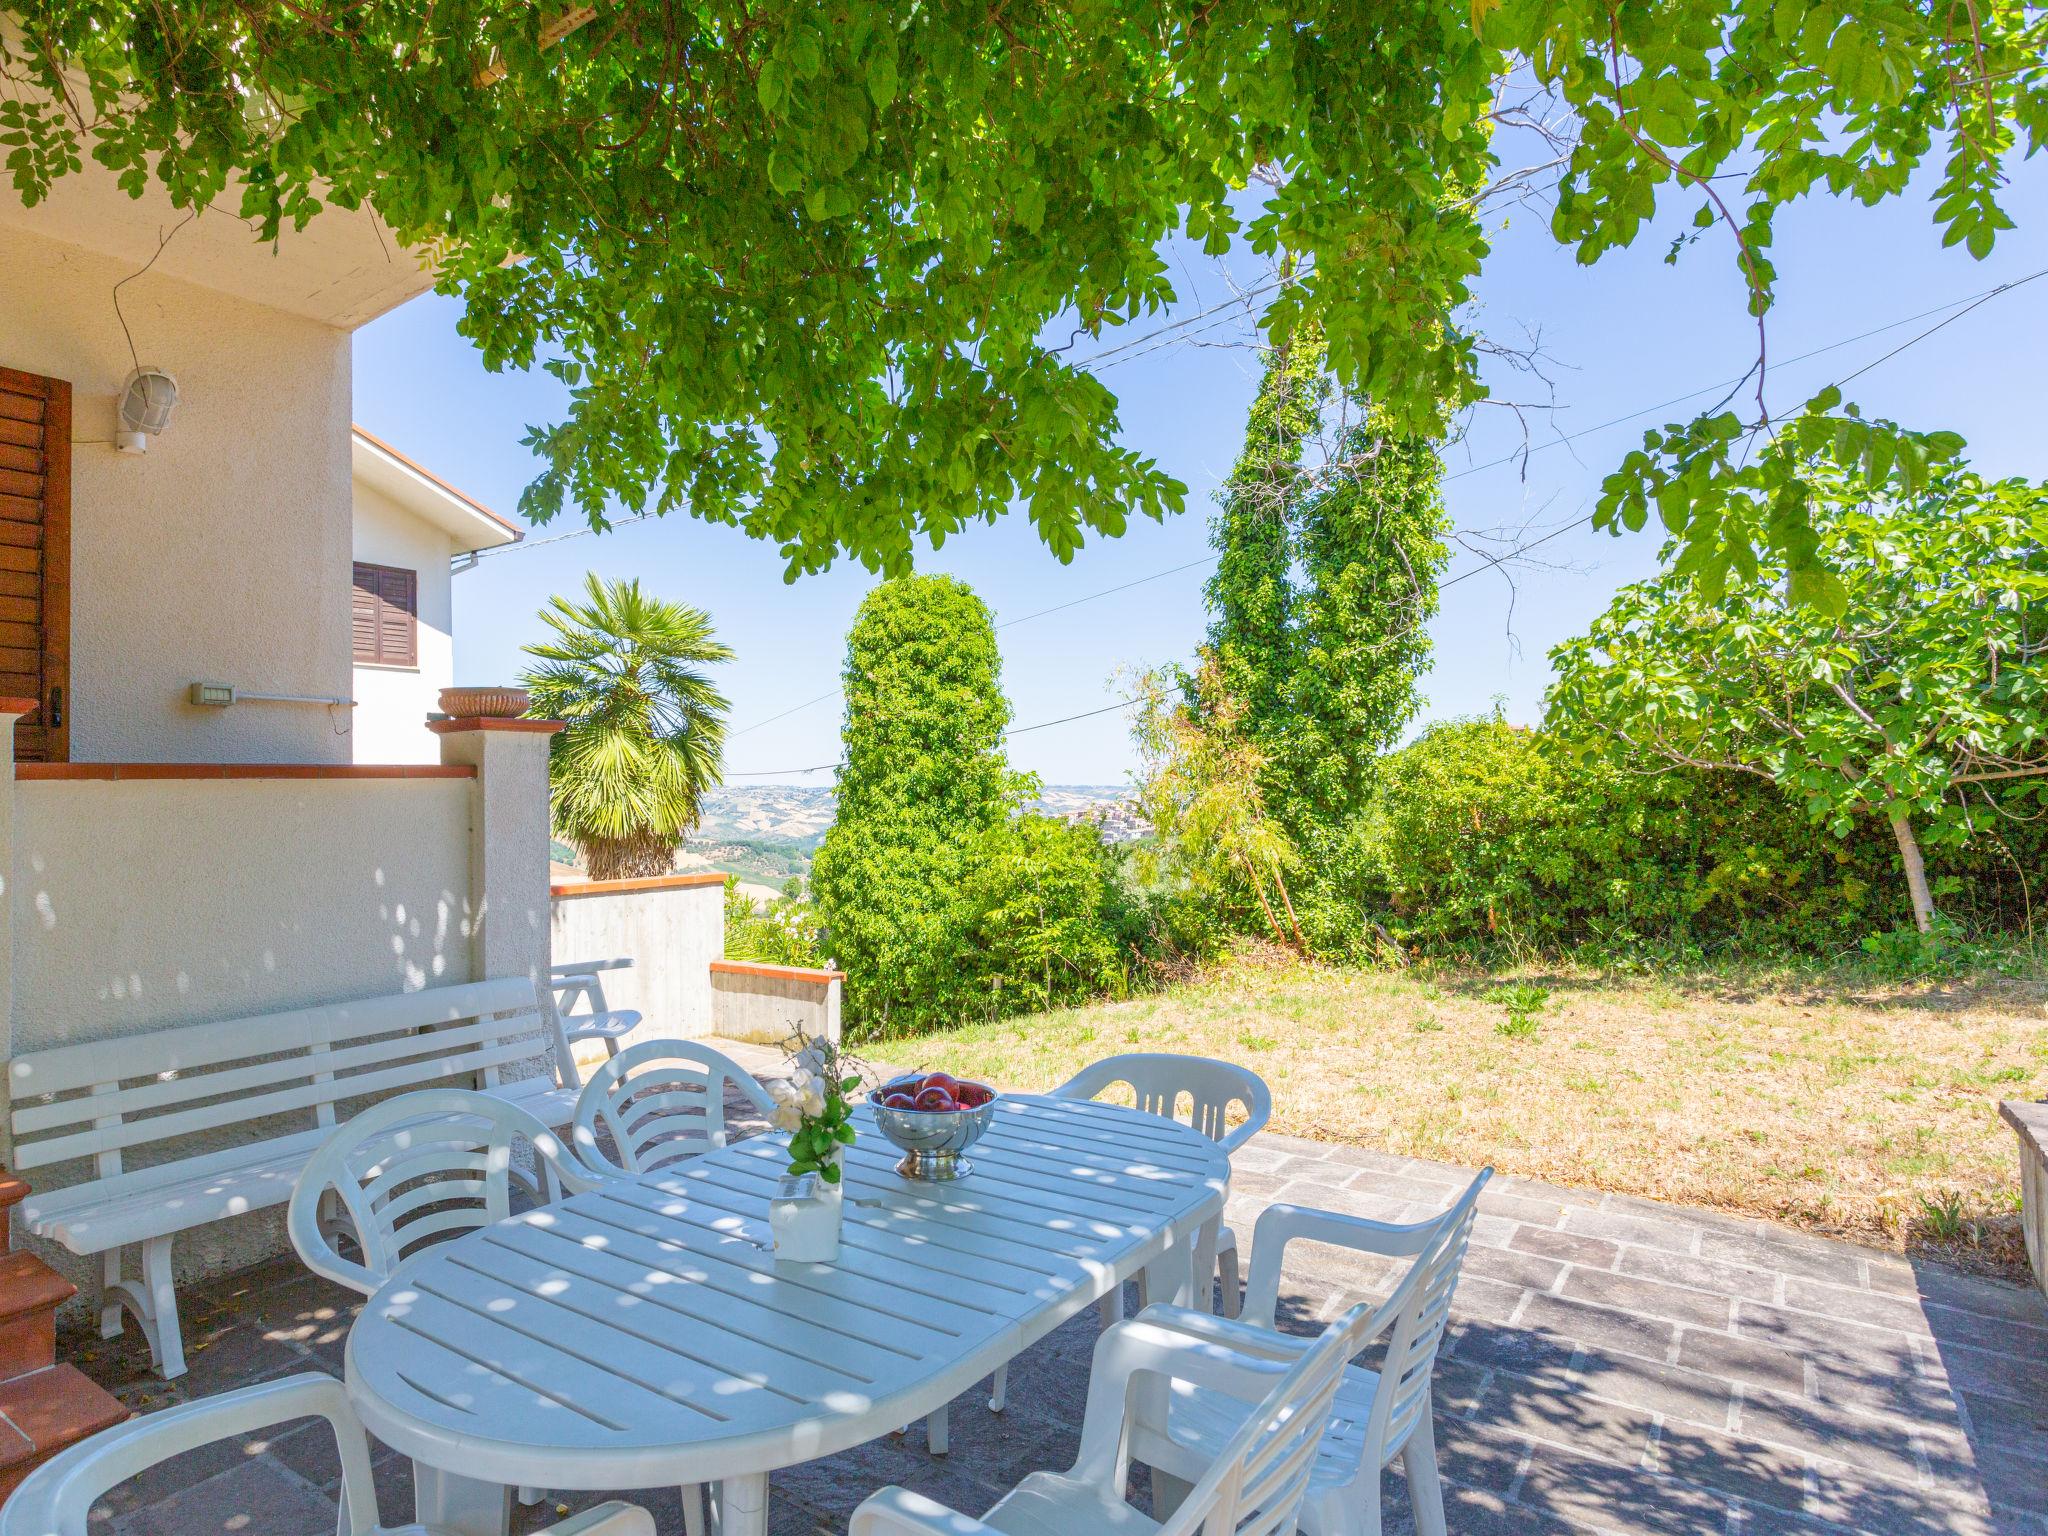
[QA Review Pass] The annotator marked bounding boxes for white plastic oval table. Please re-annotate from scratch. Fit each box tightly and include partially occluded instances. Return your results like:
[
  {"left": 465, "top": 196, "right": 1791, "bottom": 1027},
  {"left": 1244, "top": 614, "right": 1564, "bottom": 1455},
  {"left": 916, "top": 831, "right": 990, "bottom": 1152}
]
[{"left": 345, "top": 1093, "right": 1230, "bottom": 1536}]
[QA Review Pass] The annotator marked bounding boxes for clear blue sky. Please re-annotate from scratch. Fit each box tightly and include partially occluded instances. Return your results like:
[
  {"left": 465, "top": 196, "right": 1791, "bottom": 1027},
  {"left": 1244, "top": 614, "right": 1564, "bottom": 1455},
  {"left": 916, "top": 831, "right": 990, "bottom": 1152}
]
[{"left": 353, "top": 156, "right": 2047, "bottom": 788}]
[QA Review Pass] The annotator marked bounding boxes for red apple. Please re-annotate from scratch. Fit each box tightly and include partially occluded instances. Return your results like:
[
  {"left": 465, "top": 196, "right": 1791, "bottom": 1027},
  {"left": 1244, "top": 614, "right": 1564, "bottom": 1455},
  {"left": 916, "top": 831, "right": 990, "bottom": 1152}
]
[
  {"left": 914, "top": 1086, "right": 958, "bottom": 1112},
  {"left": 882, "top": 1092, "right": 917, "bottom": 1109},
  {"left": 922, "top": 1072, "right": 960, "bottom": 1095}
]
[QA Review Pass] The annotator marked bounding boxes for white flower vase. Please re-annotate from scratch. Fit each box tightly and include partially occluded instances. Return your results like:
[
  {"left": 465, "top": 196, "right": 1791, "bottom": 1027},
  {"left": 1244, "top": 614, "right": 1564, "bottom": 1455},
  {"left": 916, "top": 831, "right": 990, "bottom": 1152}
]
[{"left": 770, "top": 1156, "right": 843, "bottom": 1263}]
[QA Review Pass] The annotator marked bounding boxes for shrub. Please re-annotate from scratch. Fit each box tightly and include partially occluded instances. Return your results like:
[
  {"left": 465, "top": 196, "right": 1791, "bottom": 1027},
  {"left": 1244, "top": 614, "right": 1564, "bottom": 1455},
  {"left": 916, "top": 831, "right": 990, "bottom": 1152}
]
[
  {"left": 952, "top": 815, "right": 1146, "bottom": 1017},
  {"left": 1340, "top": 717, "right": 2043, "bottom": 959},
  {"left": 724, "top": 878, "right": 829, "bottom": 969}
]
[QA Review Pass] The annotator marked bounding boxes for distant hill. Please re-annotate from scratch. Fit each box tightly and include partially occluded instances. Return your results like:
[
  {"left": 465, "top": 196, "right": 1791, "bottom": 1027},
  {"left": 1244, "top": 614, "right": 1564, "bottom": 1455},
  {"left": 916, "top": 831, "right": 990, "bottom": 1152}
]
[{"left": 677, "top": 783, "right": 1142, "bottom": 892}]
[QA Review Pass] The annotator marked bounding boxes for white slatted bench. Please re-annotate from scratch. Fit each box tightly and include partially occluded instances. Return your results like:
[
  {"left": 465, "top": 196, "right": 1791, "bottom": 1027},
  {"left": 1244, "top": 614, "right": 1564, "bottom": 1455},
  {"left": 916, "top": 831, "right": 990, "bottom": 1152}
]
[{"left": 5, "top": 976, "right": 580, "bottom": 1380}]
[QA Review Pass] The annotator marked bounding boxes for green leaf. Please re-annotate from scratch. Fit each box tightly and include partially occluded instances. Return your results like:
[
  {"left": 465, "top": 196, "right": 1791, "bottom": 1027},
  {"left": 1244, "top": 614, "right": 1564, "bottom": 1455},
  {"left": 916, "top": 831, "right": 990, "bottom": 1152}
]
[
  {"left": 1786, "top": 565, "right": 1848, "bottom": 617},
  {"left": 865, "top": 45, "right": 898, "bottom": 110}
]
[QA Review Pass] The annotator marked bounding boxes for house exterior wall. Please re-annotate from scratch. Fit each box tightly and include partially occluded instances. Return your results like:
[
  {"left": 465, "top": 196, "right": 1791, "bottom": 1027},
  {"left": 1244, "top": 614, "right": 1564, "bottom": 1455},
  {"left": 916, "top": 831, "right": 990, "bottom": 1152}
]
[
  {"left": 351, "top": 478, "right": 456, "bottom": 764},
  {"left": 0, "top": 221, "right": 353, "bottom": 764}
]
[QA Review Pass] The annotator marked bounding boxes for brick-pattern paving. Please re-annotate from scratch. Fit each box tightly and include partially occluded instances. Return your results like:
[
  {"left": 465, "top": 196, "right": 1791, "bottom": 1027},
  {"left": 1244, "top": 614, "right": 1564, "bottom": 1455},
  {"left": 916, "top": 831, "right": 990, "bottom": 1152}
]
[{"left": 56, "top": 1103, "right": 2048, "bottom": 1534}]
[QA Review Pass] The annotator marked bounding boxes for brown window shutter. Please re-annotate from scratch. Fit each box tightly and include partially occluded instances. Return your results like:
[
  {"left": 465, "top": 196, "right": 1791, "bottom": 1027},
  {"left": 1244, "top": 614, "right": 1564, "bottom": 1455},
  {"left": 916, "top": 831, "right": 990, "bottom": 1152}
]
[
  {"left": 379, "top": 566, "right": 417, "bottom": 667},
  {"left": 0, "top": 364, "right": 69, "bottom": 763},
  {"left": 352, "top": 561, "right": 417, "bottom": 666},
  {"left": 351, "top": 563, "right": 380, "bottom": 663}
]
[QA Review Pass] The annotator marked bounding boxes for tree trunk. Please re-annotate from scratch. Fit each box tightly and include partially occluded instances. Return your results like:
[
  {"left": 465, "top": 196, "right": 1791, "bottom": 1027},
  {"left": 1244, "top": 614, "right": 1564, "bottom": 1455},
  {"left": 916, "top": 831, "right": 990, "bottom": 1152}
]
[
  {"left": 1888, "top": 811, "right": 1935, "bottom": 934},
  {"left": 581, "top": 832, "right": 681, "bottom": 882},
  {"left": 1270, "top": 861, "right": 1307, "bottom": 952},
  {"left": 1234, "top": 854, "right": 1291, "bottom": 948}
]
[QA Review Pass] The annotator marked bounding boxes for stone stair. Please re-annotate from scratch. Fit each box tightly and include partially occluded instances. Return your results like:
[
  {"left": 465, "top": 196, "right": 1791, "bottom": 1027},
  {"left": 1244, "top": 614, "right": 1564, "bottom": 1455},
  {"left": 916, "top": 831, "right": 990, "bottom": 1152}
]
[{"left": 0, "top": 1171, "right": 127, "bottom": 1503}]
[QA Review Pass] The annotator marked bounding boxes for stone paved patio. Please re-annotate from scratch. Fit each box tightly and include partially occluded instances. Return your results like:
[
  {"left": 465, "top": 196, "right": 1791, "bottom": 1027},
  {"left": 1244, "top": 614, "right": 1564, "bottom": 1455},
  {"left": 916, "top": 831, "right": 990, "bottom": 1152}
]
[{"left": 57, "top": 1101, "right": 2048, "bottom": 1535}]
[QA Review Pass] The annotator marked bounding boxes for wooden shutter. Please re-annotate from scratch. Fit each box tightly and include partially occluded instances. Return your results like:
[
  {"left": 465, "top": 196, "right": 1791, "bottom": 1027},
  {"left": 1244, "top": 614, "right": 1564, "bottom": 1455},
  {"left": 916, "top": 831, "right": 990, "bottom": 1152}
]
[
  {"left": 352, "top": 561, "right": 417, "bottom": 667},
  {"left": 0, "top": 366, "right": 70, "bottom": 763}
]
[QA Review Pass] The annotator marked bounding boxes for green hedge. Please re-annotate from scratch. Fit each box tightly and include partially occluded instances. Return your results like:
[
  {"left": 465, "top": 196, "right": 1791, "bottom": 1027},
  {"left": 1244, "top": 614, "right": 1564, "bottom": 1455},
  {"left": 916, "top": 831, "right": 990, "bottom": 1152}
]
[{"left": 1307, "top": 718, "right": 2042, "bottom": 960}]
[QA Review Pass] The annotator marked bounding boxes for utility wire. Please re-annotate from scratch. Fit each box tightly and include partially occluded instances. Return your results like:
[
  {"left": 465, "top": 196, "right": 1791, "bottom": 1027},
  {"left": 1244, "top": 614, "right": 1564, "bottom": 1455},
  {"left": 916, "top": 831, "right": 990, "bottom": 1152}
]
[
  {"left": 719, "top": 269, "right": 2041, "bottom": 779},
  {"left": 724, "top": 271, "right": 2041, "bottom": 746}
]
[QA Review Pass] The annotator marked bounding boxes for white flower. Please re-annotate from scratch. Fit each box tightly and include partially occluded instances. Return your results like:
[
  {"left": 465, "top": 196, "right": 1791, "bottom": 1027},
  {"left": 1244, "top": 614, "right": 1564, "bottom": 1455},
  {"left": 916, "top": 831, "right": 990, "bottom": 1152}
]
[
  {"left": 768, "top": 1079, "right": 799, "bottom": 1107},
  {"left": 770, "top": 1103, "right": 804, "bottom": 1133},
  {"left": 800, "top": 1087, "right": 826, "bottom": 1118}
]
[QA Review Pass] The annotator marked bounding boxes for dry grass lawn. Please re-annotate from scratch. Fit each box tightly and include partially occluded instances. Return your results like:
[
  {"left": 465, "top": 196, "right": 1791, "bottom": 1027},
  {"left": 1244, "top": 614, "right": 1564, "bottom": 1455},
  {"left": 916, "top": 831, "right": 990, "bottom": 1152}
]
[{"left": 887, "top": 954, "right": 2048, "bottom": 1271}]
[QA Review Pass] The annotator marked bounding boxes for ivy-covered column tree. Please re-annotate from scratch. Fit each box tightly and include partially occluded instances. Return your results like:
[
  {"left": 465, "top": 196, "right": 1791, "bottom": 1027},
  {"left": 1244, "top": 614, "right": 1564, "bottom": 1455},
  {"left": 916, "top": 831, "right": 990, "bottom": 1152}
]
[
  {"left": 1547, "top": 431, "right": 2048, "bottom": 934},
  {"left": 1199, "top": 314, "right": 1450, "bottom": 956},
  {"left": 811, "top": 574, "right": 1022, "bottom": 1032}
]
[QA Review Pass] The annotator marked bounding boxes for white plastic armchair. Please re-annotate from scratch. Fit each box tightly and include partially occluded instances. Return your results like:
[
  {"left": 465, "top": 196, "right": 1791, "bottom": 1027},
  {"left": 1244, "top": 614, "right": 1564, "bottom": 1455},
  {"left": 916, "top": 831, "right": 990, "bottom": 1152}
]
[
  {"left": 853, "top": 1303, "right": 1367, "bottom": 1536},
  {"left": 550, "top": 958, "right": 644, "bottom": 1058},
  {"left": 1054, "top": 1054, "right": 1273, "bottom": 1318},
  {"left": 1125, "top": 1168, "right": 1492, "bottom": 1536},
  {"left": 0, "top": 1371, "right": 654, "bottom": 1536},
  {"left": 288, "top": 1088, "right": 598, "bottom": 1297},
  {"left": 570, "top": 1038, "right": 780, "bottom": 1177}
]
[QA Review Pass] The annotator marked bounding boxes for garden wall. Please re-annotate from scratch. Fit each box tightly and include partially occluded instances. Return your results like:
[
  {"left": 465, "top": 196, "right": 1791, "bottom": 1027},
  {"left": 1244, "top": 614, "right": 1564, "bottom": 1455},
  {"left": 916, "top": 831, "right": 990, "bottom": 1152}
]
[{"left": 550, "top": 872, "right": 726, "bottom": 1051}]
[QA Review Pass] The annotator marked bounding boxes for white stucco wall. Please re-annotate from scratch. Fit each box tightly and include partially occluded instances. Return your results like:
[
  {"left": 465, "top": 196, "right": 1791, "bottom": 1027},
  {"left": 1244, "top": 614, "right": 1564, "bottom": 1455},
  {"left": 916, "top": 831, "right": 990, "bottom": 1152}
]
[
  {"left": 351, "top": 479, "right": 456, "bottom": 764},
  {"left": 9, "top": 777, "right": 474, "bottom": 1053},
  {"left": 0, "top": 222, "right": 353, "bottom": 764},
  {"left": 550, "top": 876, "right": 725, "bottom": 1054}
]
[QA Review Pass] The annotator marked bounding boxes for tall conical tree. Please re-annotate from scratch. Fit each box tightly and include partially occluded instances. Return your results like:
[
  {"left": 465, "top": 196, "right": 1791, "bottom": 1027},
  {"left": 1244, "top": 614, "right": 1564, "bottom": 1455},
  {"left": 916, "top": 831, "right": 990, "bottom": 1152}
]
[{"left": 811, "top": 573, "right": 1021, "bottom": 1031}]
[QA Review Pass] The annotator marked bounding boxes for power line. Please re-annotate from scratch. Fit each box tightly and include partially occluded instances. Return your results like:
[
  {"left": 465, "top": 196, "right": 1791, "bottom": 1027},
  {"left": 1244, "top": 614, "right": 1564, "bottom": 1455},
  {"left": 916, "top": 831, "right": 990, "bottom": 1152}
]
[
  {"left": 724, "top": 696, "right": 1146, "bottom": 774},
  {"left": 727, "top": 688, "right": 844, "bottom": 740},
  {"left": 723, "top": 518, "right": 1591, "bottom": 778},
  {"left": 729, "top": 555, "right": 1220, "bottom": 741},
  {"left": 718, "top": 270, "right": 2041, "bottom": 778}
]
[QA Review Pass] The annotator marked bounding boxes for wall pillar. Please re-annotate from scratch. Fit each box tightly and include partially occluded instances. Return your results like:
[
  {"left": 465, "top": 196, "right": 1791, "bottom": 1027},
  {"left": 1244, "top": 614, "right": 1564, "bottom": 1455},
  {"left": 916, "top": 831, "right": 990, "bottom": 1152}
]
[{"left": 431, "top": 715, "right": 562, "bottom": 984}]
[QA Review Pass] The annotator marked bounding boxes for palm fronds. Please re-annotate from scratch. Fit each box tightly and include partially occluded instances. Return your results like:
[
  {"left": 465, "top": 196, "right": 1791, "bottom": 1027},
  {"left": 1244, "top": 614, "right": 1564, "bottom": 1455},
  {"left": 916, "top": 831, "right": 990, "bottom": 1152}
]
[{"left": 523, "top": 574, "right": 733, "bottom": 880}]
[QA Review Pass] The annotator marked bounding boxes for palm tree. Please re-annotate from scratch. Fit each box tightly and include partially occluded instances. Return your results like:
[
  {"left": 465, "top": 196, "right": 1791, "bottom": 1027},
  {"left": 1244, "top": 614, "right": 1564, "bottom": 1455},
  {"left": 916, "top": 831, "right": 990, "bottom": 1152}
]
[{"left": 522, "top": 574, "right": 733, "bottom": 881}]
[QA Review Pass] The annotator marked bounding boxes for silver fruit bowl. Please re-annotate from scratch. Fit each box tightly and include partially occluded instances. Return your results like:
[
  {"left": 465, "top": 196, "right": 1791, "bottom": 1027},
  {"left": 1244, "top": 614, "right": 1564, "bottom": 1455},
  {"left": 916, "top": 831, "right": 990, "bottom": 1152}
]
[{"left": 869, "top": 1084, "right": 1000, "bottom": 1182}]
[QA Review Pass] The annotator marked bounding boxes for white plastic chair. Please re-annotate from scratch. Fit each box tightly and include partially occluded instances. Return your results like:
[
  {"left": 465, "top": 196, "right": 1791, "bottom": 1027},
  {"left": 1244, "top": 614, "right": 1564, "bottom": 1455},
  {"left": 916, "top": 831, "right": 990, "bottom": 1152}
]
[
  {"left": 288, "top": 1088, "right": 599, "bottom": 1296},
  {"left": 0, "top": 1371, "right": 654, "bottom": 1536},
  {"left": 1126, "top": 1168, "right": 1492, "bottom": 1536},
  {"left": 550, "top": 958, "right": 644, "bottom": 1058},
  {"left": 1055, "top": 1054, "right": 1273, "bottom": 1318},
  {"left": 853, "top": 1301, "right": 1369, "bottom": 1536},
  {"left": 570, "top": 1038, "right": 780, "bottom": 1178}
]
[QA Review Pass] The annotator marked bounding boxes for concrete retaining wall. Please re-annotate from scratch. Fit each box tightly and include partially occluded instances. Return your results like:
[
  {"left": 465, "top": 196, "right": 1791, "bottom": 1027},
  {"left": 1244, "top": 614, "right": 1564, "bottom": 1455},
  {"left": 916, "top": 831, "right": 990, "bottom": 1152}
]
[
  {"left": 710, "top": 959, "right": 843, "bottom": 1048},
  {"left": 550, "top": 873, "right": 726, "bottom": 1050}
]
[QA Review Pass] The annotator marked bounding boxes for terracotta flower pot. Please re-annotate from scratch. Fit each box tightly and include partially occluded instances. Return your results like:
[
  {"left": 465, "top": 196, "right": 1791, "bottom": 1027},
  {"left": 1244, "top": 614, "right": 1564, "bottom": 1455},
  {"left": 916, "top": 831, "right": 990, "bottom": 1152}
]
[{"left": 437, "top": 686, "right": 531, "bottom": 719}]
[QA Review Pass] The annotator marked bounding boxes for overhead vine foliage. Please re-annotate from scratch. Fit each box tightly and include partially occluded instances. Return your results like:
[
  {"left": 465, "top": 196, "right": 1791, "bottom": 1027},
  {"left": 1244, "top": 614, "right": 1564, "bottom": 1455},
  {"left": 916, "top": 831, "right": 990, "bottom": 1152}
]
[{"left": 4, "top": 1, "right": 2041, "bottom": 584}]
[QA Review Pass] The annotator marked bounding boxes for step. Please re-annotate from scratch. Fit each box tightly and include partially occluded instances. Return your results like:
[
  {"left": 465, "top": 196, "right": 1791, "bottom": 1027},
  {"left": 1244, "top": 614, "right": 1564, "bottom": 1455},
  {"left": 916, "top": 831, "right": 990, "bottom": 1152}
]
[
  {"left": 0, "top": 1364, "right": 128, "bottom": 1503},
  {"left": 0, "top": 1253, "right": 74, "bottom": 1380}
]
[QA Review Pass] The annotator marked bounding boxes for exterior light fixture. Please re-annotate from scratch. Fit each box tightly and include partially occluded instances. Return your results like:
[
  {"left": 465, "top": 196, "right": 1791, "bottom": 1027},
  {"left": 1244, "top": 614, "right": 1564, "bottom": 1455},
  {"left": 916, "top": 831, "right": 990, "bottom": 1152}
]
[{"left": 116, "top": 367, "right": 180, "bottom": 453}]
